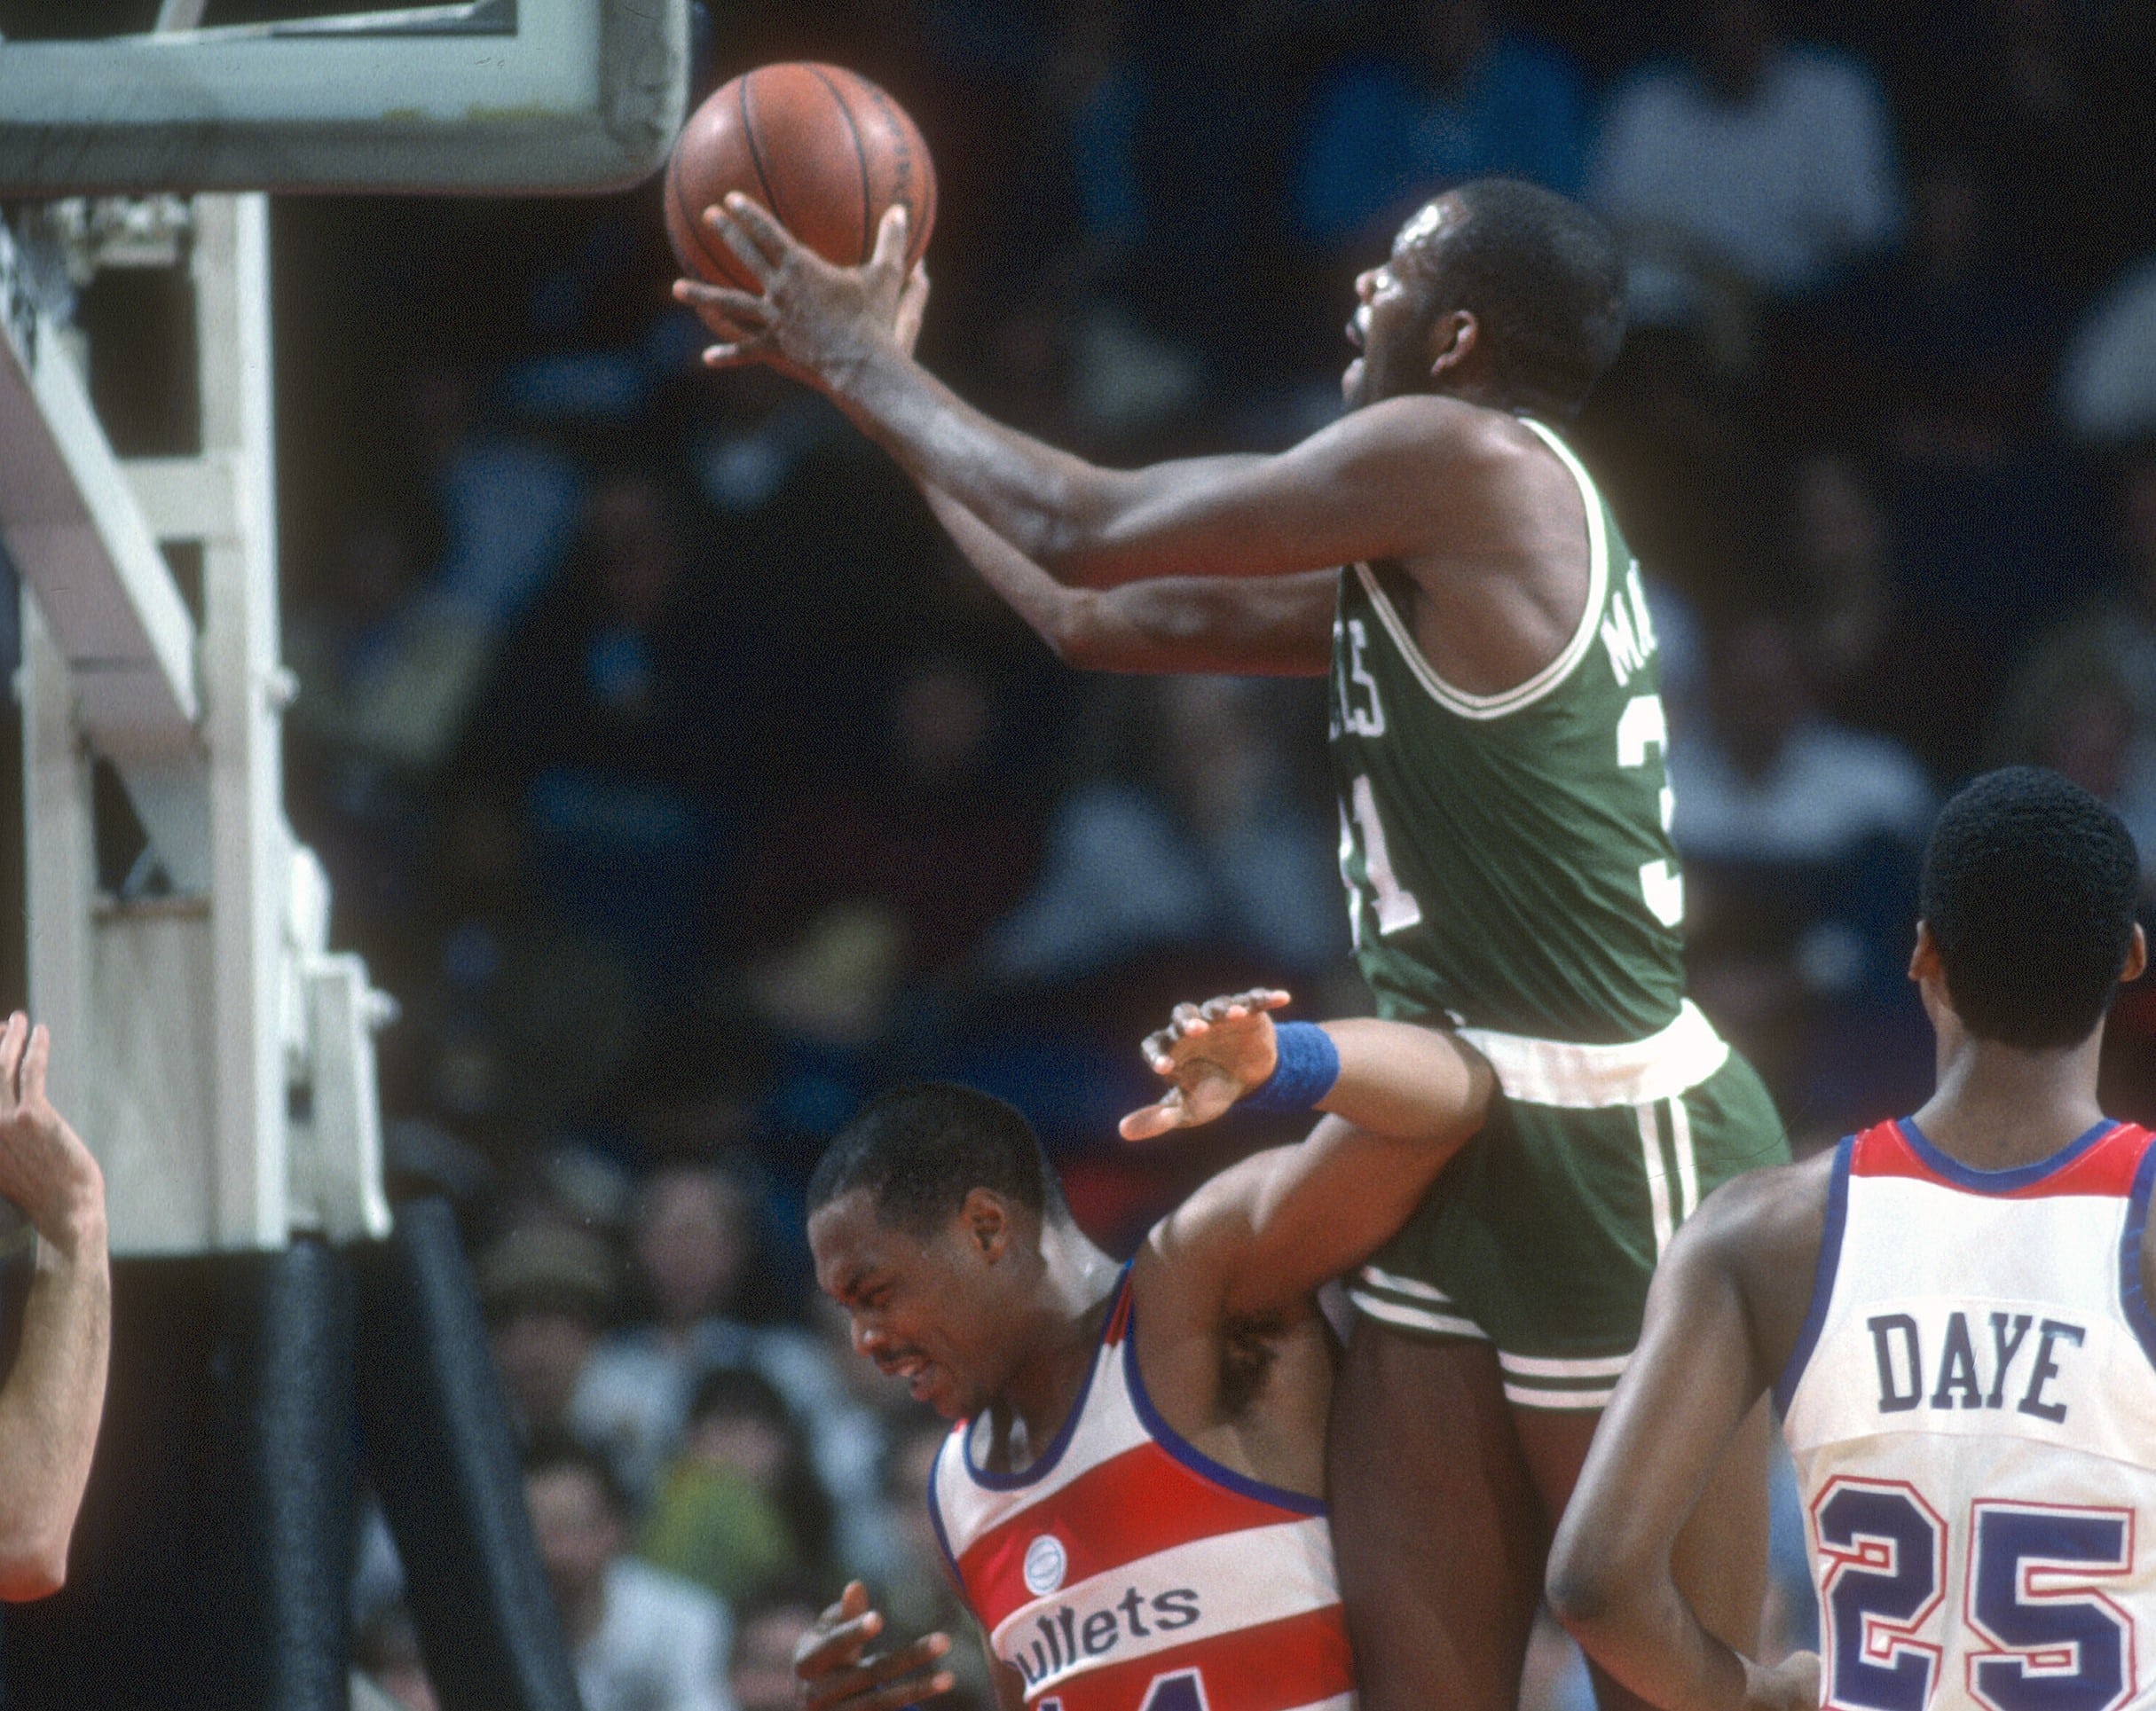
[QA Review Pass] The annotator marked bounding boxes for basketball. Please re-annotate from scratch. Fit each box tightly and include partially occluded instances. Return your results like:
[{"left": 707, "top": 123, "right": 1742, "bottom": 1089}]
[{"left": 665, "top": 63, "right": 937, "bottom": 292}]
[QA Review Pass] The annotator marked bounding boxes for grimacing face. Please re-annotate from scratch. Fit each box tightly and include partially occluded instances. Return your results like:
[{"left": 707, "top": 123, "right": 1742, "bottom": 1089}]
[
  {"left": 808, "top": 1186, "right": 1025, "bottom": 1421},
  {"left": 1344, "top": 195, "right": 1460, "bottom": 410}
]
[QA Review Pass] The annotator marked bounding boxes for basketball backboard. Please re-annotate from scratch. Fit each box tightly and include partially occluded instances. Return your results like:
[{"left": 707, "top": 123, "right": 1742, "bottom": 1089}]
[{"left": 0, "top": 0, "right": 690, "bottom": 196}]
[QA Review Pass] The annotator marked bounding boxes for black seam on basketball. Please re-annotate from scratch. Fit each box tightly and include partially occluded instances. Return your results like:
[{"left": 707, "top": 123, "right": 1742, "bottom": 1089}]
[
  {"left": 739, "top": 74, "right": 791, "bottom": 237},
  {"left": 807, "top": 64, "right": 874, "bottom": 262},
  {"left": 671, "top": 148, "right": 733, "bottom": 279}
]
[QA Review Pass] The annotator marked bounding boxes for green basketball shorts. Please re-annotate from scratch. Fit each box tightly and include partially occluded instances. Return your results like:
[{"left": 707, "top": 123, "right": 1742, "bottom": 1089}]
[{"left": 1347, "top": 1004, "right": 1790, "bottom": 1410}]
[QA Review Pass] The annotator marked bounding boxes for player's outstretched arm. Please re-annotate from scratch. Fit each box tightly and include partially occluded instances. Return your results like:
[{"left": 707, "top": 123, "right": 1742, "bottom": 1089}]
[
  {"left": 0, "top": 1016, "right": 109, "bottom": 1601},
  {"left": 1546, "top": 1171, "right": 1821, "bottom": 1711},
  {"left": 793, "top": 1581, "right": 956, "bottom": 1711},
  {"left": 924, "top": 486, "right": 1335, "bottom": 676},
  {"left": 678, "top": 199, "right": 1478, "bottom": 589},
  {"left": 1129, "top": 992, "right": 1494, "bottom": 1320},
  {"left": 886, "top": 266, "right": 1334, "bottom": 677}
]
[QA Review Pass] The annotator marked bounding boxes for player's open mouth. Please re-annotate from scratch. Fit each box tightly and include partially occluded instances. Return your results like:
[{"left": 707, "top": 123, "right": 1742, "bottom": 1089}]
[{"left": 881, "top": 1353, "right": 934, "bottom": 1395}]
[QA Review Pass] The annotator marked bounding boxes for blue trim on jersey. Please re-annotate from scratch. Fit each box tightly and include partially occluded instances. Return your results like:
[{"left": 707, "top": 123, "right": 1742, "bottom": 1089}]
[
  {"left": 925, "top": 1432, "right": 966, "bottom": 1585},
  {"left": 1120, "top": 1293, "right": 1328, "bottom": 1518},
  {"left": 961, "top": 1267, "right": 1129, "bottom": 1491},
  {"left": 1897, "top": 1116, "right": 2119, "bottom": 1195},
  {"left": 2121, "top": 1137, "right": 2156, "bottom": 1374},
  {"left": 1774, "top": 1134, "right": 1853, "bottom": 1417}
]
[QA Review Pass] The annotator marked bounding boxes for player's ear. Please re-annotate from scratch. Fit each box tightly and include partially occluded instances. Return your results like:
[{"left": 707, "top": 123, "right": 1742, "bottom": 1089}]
[
  {"left": 1428, "top": 309, "right": 1477, "bottom": 381},
  {"left": 1909, "top": 920, "right": 1944, "bottom": 985},
  {"left": 2123, "top": 922, "right": 2148, "bottom": 985},
  {"left": 958, "top": 1188, "right": 1010, "bottom": 1262}
]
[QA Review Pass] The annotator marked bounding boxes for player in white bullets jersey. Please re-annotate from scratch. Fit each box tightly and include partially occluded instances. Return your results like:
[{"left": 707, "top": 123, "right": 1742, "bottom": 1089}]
[{"left": 1546, "top": 766, "right": 2156, "bottom": 1711}]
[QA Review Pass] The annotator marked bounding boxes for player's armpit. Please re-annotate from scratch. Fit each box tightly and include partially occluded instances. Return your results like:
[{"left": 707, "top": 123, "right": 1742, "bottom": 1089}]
[
  {"left": 1544, "top": 1177, "right": 1785, "bottom": 1711},
  {"left": 923, "top": 489, "right": 1333, "bottom": 677}
]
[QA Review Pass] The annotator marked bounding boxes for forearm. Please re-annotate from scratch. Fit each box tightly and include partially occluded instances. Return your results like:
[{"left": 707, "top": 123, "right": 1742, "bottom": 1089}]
[
  {"left": 1172, "top": 1027, "right": 1494, "bottom": 1315},
  {"left": 924, "top": 488, "right": 1333, "bottom": 676},
  {"left": 833, "top": 342, "right": 1124, "bottom": 576},
  {"left": 0, "top": 1203, "right": 110, "bottom": 1599},
  {"left": 1313, "top": 1018, "right": 1491, "bottom": 1145},
  {"left": 1546, "top": 1205, "right": 1798, "bottom": 1711},
  {"left": 1553, "top": 1570, "right": 1755, "bottom": 1711},
  {"left": 836, "top": 345, "right": 1276, "bottom": 587}
]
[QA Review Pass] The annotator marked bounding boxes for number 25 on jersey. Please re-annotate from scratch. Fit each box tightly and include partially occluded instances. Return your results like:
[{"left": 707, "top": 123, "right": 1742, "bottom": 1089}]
[{"left": 1816, "top": 1477, "right": 2136, "bottom": 1711}]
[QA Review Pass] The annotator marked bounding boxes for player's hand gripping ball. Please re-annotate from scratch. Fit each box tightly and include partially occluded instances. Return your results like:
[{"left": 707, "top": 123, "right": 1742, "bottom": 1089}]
[{"left": 665, "top": 62, "right": 935, "bottom": 294}]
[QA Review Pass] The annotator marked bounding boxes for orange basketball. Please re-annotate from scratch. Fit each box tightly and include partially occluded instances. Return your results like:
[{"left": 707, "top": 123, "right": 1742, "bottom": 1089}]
[{"left": 665, "top": 62, "right": 936, "bottom": 291}]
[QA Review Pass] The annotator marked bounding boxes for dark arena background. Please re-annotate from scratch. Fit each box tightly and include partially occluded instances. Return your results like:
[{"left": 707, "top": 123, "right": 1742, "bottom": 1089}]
[{"left": 3, "top": 1, "right": 2156, "bottom": 1707}]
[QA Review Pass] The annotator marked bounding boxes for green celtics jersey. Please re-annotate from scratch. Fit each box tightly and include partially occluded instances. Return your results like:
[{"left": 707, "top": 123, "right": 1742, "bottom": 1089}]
[{"left": 1329, "top": 418, "right": 1683, "bottom": 1045}]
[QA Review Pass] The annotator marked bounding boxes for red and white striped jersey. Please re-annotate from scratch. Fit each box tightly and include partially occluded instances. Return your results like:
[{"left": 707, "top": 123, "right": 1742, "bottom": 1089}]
[
  {"left": 1779, "top": 1117, "right": 2156, "bottom": 1711},
  {"left": 927, "top": 1268, "right": 1357, "bottom": 1711}
]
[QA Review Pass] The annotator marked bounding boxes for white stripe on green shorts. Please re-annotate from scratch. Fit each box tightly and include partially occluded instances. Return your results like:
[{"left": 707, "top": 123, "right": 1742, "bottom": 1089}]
[
  {"left": 1498, "top": 1347, "right": 1629, "bottom": 1409},
  {"left": 1502, "top": 1379, "right": 1617, "bottom": 1409},
  {"left": 1349, "top": 1267, "right": 1489, "bottom": 1340}
]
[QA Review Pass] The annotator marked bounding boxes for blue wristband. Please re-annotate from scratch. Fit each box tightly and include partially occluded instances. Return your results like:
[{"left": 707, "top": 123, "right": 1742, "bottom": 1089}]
[{"left": 1239, "top": 1021, "right": 1341, "bottom": 1112}]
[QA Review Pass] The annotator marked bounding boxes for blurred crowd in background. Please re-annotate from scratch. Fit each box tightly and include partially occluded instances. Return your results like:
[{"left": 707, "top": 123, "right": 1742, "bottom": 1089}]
[{"left": 20, "top": 0, "right": 2156, "bottom": 1706}]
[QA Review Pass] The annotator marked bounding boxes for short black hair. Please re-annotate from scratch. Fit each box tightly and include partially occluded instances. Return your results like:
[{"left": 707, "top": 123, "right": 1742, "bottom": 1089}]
[
  {"left": 523, "top": 1428, "right": 632, "bottom": 1519},
  {"left": 807, "top": 1083, "right": 1068, "bottom": 1233},
  {"left": 1407, "top": 177, "right": 1625, "bottom": 418},
  {"left": 1920, "top": 766, "right": 2141, "bottom": 1049},
  {"left": 687, "top": 1364, "right": 795, "bottom": 1433}
]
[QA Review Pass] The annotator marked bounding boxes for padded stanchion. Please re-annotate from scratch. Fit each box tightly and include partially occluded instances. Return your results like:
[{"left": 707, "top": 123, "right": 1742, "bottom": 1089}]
[
  {"left": 353, "top": 1197, "right": 583, "bottom": 1711},
  {"left": 0, "top": 1243, "right": 355, "bottom": 1711}
]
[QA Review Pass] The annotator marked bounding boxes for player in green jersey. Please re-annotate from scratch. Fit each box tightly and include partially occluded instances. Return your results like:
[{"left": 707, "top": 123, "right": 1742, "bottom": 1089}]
[{"left": 677, "top": 176, "right": 1790, "bottom": 1711}]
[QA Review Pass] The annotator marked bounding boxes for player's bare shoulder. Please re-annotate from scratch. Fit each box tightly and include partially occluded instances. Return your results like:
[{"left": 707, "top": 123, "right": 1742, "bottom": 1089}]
[{"left": 1680, "top": 1149, "right": 1839, "bottom": 1378}]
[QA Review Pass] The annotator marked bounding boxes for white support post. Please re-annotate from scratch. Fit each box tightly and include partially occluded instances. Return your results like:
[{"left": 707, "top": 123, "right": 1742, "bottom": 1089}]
[
  {"left": 7, "top": 193, "right": 393, "bottom": 1255},
  {"left": 195, "top": 193, "right": 290, "bottom": 1250}
]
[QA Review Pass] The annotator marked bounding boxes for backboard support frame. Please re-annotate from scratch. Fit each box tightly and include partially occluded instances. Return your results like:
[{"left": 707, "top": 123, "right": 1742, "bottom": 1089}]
[
  {"left": 5, "top": 195, "right": 391, "bottom": 1256},
  {"left": 0, "top": 0, "right": 689, "bottom": 197}
]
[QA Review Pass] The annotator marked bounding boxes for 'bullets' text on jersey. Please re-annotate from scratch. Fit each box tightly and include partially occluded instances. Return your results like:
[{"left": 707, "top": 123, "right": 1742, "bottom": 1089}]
[{"left": 927, "top": 1273, "right": 1356, "bottom": 1711}]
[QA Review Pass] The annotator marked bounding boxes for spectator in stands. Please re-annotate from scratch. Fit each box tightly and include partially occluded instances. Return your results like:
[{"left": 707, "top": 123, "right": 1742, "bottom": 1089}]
[
  {"left": 736, "top": 655, "right": 1043, "bottom": 985},
  {"left": 2060, "top": 255, "right": 2156, "bottom": 448},
  {"left": 460, "top": 469, "right": 738, "bottom": 999},
  {"left": 298, "top": 365, "right": 584, "bottom": 776},
  {"left": 1992, "top": 450, "right": 2156, "bottom": 882},
  {"left": 524, "top": 1434, "right": 735, "bottom": 1711},
  {"left": 727, "top": 1583, "right": 825, "bottom": 1711},
  {"left": 983, "top": 676, "right": 1343, "bottom": 986},
  {"left": 352, "top": 1604, "right": 438, "bottom": 1711},
  {"left": 1587, "top": 0, "right": 1900, "bottom": 349},
  {"left": 1295, "top": 0, "right": 1588, "bottom": 255},
  {"left": 574, "top": 1163, "right": 875, "bottom": 1547},
  {"left": 1829, "top": 153, "right": 2066, "bottom": 471},
  {"left": 479, "top": 1222, "right": 619, "bottom": 1451},
  {"left": 1771, "top": 448, "right": 1982, "bottom": 778},
  {"left": 640, "top": 1368, "right": 834, "bottom": 1605},
  {"left": 0, "top": 1016, "right": 107, "bottom": 1601},
  {"left": 1672, "top": 616, "right": 1933, "bottom": 1120},
  {"left": 1895, "top": 0, "right": 2154, "bottom": 299},
  {"left": 1671, "top": 615, "right": 1933, "bottom": 867},
  {"left": 1784, "top": 451, "right": 1897, "bottom": 723}
]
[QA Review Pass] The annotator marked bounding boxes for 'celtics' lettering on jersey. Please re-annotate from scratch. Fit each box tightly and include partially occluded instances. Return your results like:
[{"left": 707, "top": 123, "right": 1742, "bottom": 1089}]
[{"left": 1328, "top": 418, "right": 1682, "bottom": 1045}]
